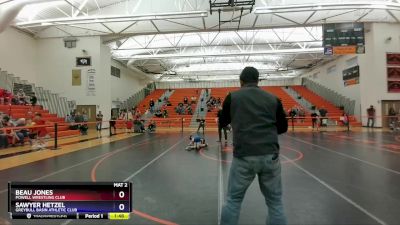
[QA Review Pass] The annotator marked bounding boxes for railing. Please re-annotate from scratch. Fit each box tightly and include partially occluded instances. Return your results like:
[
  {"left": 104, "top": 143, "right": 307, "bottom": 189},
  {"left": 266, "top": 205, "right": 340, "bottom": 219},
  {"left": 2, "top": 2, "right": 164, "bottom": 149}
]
[
  {"left": 0, "top": 69, "right": 71, "bottom": 117},
  {"left": 284, "top": 87, "right": 313, "bottom": 112},
  {"left": 120, "top": 82, "right": 156, "bottom": 110},
  {"left": 302, "top": 78, "right": 356, "bottom": 115}
]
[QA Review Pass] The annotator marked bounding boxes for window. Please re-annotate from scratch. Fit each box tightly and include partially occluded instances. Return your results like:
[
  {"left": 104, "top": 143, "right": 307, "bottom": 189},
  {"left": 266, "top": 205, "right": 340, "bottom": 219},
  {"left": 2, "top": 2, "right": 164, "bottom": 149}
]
[{"left": 111, "top": 66, "right": 121, "bottom": 78}]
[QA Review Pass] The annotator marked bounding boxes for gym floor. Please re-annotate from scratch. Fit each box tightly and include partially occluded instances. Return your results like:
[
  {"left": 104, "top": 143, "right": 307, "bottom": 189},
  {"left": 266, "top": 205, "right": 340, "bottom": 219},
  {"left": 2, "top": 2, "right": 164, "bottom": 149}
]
[{"left": 0, "top": 130, "right": 399, "bottom": 225}]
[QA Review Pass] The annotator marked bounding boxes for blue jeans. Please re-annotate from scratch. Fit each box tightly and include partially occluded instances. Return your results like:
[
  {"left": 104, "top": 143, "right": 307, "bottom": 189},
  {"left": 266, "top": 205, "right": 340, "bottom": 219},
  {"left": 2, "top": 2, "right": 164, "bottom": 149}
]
[
  {"left": 221, "top": 154, "right": 286, "bottom": 225},
  {"left": 367, "top": 117, "right": 375, "bottom": 127}
]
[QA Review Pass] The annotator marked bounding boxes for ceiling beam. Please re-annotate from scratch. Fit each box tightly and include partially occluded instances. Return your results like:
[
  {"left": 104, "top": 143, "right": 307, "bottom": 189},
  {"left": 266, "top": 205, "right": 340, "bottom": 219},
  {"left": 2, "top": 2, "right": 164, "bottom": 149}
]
[
  {"left": 150, "top": 20, "right": 160, "bottom": 32},
  {"left": 73, "top": 0, "right": 89, "bottom": 17},
  {"left": 101, "top": 23, "right": 115, "bottom": 33},
  {"left": 254, "top": 2, "right": 400, "bottom": 14},
  {"left": 272, "top": 13, "right": 301, "bottom": 25},
  {"left": 252, "top": 15, "right": 259, "bottom": 28},
  {"left": 16, "top": 11, "right": 208, "bottom": 28},
  {"left": 303, "top": 11, "right": 316, "bottom": 24},
  {"left": 387, "top": 9, "right": 400, "bottom": 23},
  {"left": 356, "top": 9, "right": 373, "bottom": 22},
  {"left": 164, "top": 19, "right": 202, "bottom": 30},
  {"left": 102, "top": 24, "right": 322, "bottom": 45},
  {"left": 66, "top": 24, "right": 109, "bottom": 34},
  {"left": 116, "top": 47, "right": 324, "bottom": 60},
  {"left": 64, "top": 0, "right": 88, "bottom": 17},
  {"left": 118, "top": 21, "right": 138, "bottom": 34}
]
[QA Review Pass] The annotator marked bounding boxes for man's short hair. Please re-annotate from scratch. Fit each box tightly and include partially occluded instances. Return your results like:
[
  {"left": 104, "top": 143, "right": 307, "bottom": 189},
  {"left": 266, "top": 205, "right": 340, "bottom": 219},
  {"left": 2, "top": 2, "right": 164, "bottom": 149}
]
[{"left": 240, "top": 67, "right": 259, "bottom": 84}]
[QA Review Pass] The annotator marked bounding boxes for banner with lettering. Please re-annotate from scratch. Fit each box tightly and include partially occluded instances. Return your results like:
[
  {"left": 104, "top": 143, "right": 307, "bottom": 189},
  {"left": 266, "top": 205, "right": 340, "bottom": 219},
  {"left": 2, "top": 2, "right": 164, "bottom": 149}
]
[{"left": 87, "top": 69, "right": 96, "bottom": 96}]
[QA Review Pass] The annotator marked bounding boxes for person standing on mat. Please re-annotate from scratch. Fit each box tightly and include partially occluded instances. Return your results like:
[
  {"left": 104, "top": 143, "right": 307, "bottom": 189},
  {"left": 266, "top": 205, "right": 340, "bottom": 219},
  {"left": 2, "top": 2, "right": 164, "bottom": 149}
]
[
  {"left": 197, "top": 117, "right": 205, "bottom": 134},
  {"left": 96, "top": 111, "right": 103, "bottom": 138},
  {"left": 219, "top": 67, "right": 288, "bottom": 225},
  {"left": 217, "top": 106, "right": 228, "bottom": 143},
  {"left": 367, "top": 105, "right": 375, "bottom": 128}
]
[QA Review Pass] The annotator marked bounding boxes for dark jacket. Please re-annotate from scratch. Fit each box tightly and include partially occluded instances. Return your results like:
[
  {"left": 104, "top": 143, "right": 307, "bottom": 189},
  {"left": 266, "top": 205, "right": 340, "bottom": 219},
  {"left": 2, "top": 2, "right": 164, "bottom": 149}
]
[
  {"left": 217, "top": 110, "right": 224, "bottom": 127},
  {"left": 220, "top": 84, "right": 288, "bottom": 158}
]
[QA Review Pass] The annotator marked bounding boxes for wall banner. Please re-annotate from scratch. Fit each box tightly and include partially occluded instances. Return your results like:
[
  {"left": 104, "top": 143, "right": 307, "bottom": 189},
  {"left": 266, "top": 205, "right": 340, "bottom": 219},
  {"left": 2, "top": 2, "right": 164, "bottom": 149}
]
[
  {"left": 87, "top": 68, "right": 96, "bottom": 96},
  {"left": 387, "top": 53, "right": 400, "bottom": 93},
  {"left": 342, "top": 65, "right": 360, "bottom": 86}
]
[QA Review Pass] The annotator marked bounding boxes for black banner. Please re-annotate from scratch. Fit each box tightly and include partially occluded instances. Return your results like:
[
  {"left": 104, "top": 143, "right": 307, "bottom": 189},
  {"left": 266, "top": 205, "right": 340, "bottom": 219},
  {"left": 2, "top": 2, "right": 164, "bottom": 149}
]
[
  {"left": 342, "top": 65, "right": 360, "bottom": 86},
  {"left": 76, "top": 57, "right": 91, "bottom": 66}
]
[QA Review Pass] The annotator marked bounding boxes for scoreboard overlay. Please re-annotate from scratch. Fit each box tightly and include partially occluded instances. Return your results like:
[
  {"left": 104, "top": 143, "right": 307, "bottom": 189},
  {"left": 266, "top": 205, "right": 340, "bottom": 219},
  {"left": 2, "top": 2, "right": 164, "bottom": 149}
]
[{"left": 8, "top": 182, "right": 132, "bottom": 220}]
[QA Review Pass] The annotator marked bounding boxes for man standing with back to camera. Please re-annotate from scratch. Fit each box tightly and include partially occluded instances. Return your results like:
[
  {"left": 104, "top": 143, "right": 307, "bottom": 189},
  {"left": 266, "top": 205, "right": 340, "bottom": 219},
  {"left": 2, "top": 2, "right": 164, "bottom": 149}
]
[{"left": 220, "top": 67, "right": 288, "bottom": 225}]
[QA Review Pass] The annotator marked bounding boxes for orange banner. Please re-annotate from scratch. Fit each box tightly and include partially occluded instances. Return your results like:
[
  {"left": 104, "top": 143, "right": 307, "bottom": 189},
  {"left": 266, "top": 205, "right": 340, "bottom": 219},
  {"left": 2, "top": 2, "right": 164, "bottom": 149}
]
[
  {"left": 344, "top": 78, "right": 359, "bottom": 86},
  {"left": 333, "top": 46, "right": 357, "bottom": 55}
]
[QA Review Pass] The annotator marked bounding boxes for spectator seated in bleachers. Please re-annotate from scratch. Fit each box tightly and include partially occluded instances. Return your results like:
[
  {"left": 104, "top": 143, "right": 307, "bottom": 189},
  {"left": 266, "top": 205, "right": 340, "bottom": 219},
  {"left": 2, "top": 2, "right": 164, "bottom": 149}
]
[
  {"left": 0, "top": 89, "right": 13, "bottom": 105},
  {"left": 133, "top": 119, "right": 145, "bottom": 133},
  {"left": 13, "top": 118, "right": 29, "bottom": 146},
  {"left": 191, "top": 96, "right": 197, "bottom": 104},
  {"left": 0, "top": 89, "right": 5, "bottom": 105},
  {"left": 126, "top": 119, "right": 133, "bottom": 133},
  {"left": 135, "top": 108, "right": 142, "bottom": 119},
  {"left": 0, "top": 113, "right": 9, "bottom": 148},
  {"left": 149, "top": 99, "right": 155, "bottom": 113},
  {"left": 154, "top": 109, "right": 163, "bottom": 118},
  {"left": 119, "top": 110, "right": 127, "bottom": 120},
  {"left": 162, "top": 97, "right": 172, "bottom": 106},
  {"left": 1, "top": 115, "right": 16, "bottom": 147},
  {"left": 216, "top": 97, "right": 222, "bottom": 106},
  {"left": 186, "top": 104, "right": 193, "bottom": 115},
  {"left": 163, "top": 109, "right": 168, "bottom": 118},
  {"left": 66, "top": 113, "right": 79, "bottom": 130},
  {"left": 148, "top": 120, "right": 156, "bottom": 132},
  {"left": 74, "top": 111, "right": 88, "bottom": 135},
  {"left": 183, "top": 96, "right": 189, "bottom": 105},
  {"left": 175, "top": 103, "right": 185, "bottom": 115},
  {"left": 16, "top": 89, "right": 28, "bottom": 105},
  {"left": 206, "top": 96, "right": 219, "bottom": 112},
  {"left": 340, "top": 113, "right": 349, "bottom": 126},
  {"left": 127, "top": 109, "right": 134, "bottom": 121},
  {"left": 30, "top": 93, "right": 37, "bottom": 106}
]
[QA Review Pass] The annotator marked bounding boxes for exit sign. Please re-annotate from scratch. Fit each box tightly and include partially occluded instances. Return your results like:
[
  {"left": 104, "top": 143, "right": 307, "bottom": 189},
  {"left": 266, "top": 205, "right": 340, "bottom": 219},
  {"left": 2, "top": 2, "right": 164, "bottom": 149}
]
[{"left": 76, "top": 57, "right": 91, "bottom": 66}]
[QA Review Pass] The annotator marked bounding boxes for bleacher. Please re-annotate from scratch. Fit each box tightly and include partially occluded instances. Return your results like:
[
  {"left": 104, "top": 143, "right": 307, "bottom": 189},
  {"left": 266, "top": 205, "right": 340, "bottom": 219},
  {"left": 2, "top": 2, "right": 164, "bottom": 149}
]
[
  {"left": 291, "top": 86, "right": 343, "bottom": 116},
  {"left": 204, "top": 86, "right": 312, "bottom": 128},
  {"left": 291, "top": 86, "right": 361, "bottom": 125},
  {"left": 114, "top": 89, "right": 166, "bottom": 129},
  {"left": 137, "top": 89, "right": 166, "bottom": 113},
  {"left": 115, "top": 85, "right": 361, "bottom": 130},
  {"left": 203, "top": 87, "right": 239, "bottom": 128},
  {"left": 0, "top": 88, "right": 79, "bottom": 137},
  {"left": 0, "top": 104, "right": 79, "bottom": 138},
  {"left": 152, "top": 88, "right": 201, "bottom": 128}
]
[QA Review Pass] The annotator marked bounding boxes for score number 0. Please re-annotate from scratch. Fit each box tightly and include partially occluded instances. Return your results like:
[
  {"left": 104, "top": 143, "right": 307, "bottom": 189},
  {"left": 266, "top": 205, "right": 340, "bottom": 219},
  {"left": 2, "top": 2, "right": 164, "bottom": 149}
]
[{"left": 118, "top": 191, "right": 125, "bottom": 211}]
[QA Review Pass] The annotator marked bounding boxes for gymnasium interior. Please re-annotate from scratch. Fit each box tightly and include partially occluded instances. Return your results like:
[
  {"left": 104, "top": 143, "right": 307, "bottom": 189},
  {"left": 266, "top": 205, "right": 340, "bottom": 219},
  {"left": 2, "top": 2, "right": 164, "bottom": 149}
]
[{"left": 0, "top": 0, "right": 399, "bottom": 224}]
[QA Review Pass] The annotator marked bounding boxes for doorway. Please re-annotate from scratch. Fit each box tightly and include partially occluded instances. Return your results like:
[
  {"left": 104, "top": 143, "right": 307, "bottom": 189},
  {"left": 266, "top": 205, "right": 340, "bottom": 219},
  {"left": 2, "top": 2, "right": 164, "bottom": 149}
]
[
  {"left": 76, "top": 105, "right": 97, "bottom": 129},
  {"left": 381, "top": 100, "right": 400, "bottom": 128}
]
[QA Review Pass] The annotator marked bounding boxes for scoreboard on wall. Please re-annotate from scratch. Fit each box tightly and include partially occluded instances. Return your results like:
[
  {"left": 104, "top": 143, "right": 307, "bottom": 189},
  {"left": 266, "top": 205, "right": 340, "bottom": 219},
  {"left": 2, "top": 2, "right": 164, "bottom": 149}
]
[
  {"left": 323, "top": 23, "right": 365, "bottom": 55},
  {"left": 8, "top": 182, "right": 132, "bottom": 220}
]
